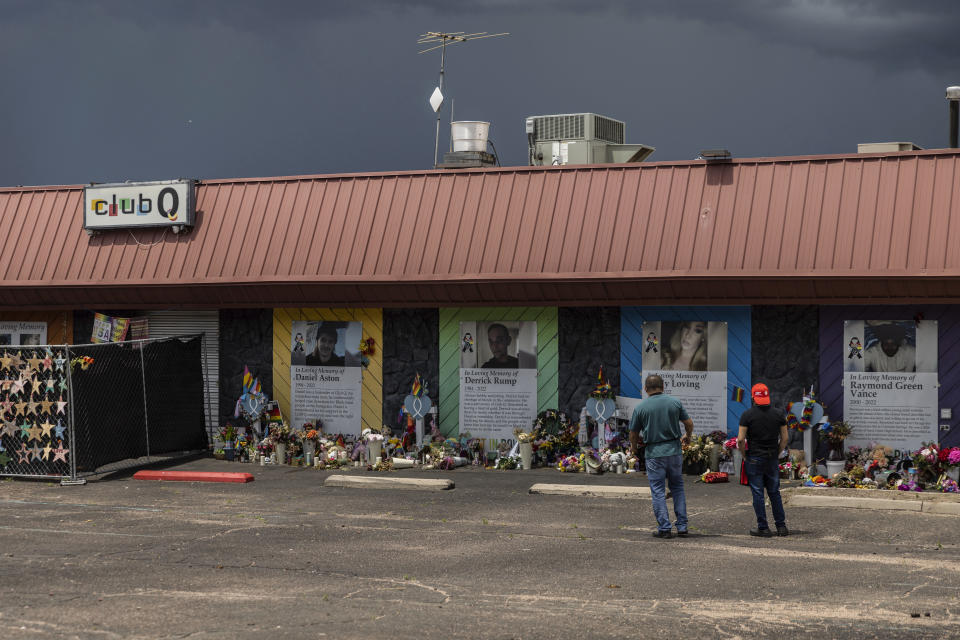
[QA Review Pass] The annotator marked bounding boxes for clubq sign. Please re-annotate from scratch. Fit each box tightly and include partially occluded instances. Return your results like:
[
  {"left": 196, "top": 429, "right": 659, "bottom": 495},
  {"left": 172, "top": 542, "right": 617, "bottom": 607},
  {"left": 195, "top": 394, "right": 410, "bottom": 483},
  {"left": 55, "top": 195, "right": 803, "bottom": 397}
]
[{"left": 84, "top": 179, "right": 196, "bottom": 231}]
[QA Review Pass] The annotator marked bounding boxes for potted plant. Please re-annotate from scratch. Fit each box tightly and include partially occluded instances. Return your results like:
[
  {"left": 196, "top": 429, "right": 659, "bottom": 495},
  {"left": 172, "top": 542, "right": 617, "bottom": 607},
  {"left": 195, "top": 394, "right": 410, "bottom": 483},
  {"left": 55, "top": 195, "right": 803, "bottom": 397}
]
[
  {"left": 269, "top": 421, "right": 293, "bottom": 464},
  {"left": 217, "top": 423, "right": 238, "bottom": 461},
  {"left": 682, "top": 435, "right": 709, "bottom": 475},
  {"left": 514, "top": 427, "right": 535, "bottom": 470},
  {"left": 820, "top": 421, "right": 852, "bottom": 477}
]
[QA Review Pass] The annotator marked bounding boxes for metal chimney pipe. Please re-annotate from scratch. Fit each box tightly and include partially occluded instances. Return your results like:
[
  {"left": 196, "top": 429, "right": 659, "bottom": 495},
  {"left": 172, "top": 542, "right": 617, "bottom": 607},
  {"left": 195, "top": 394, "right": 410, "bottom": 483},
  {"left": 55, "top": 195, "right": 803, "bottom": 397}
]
[{"left": 948, "top": 86, "right": 960, "bottom": 148}]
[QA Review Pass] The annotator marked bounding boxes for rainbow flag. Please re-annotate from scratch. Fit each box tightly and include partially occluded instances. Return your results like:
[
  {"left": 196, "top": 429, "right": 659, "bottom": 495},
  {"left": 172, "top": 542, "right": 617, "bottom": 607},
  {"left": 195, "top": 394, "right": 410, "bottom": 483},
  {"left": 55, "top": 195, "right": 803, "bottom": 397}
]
[
  {"left": 411, "top": 373, "right": 423, "bottom": 397},
  {"left": 731, "top": 386, "right": 745, "bottom": 402},
  {"left": 242, "top": 365, "right": 253, "bottom": 393}
]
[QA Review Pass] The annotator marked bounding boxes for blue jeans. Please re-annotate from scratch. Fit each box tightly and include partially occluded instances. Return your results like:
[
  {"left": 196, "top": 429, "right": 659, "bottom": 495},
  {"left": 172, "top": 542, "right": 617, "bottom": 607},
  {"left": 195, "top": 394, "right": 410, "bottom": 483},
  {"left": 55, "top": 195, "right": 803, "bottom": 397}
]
[
  {"left": 646, "top": 454, "right": 687, "bottom": 532},
  {"left": 745, "top": 454, "right": 786, "bottom": 529}
]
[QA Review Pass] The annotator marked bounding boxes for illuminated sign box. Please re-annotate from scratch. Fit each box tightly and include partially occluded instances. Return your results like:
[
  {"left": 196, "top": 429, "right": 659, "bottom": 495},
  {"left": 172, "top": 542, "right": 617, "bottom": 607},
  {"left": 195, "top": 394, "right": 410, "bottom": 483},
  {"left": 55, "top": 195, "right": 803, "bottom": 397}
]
[{"left": 83, "top": 179, "right": 196, "bottom": 231}]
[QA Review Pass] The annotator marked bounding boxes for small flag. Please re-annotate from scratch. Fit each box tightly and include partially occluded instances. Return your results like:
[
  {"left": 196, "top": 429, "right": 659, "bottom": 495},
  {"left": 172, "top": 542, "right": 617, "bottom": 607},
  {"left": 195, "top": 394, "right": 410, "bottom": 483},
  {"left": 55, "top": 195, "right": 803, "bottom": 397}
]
[
  {"left": 731, "top": 386, "right": 745, "bottom": 402},
  {"left": 253, "top": 378, "right": 261, "bottom": 395},
  {"left": 242, "top": 365, "right": 253, "bottom": 393},
  {"left": 411, "top": 373, "right": 423, "bottom": 397},
  {"left": 598, "top": 366, "right": 604, "bottom": 383}
]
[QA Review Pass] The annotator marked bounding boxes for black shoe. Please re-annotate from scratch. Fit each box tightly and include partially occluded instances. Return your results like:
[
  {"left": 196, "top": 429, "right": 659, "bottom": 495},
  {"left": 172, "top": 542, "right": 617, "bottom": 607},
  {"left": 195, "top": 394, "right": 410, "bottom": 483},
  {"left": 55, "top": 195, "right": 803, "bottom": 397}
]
[
  {"left": 750, "top": 528, "right": 773, "bottom": 538},
  {"left": 776, "top": 525, "right": 790, "bottom": 537},
  {"left": 652, "top": 530, "right": 674, "bottom": 539},
  {"left": 676, "top": 530, "right": 689, "bottom": 537}
]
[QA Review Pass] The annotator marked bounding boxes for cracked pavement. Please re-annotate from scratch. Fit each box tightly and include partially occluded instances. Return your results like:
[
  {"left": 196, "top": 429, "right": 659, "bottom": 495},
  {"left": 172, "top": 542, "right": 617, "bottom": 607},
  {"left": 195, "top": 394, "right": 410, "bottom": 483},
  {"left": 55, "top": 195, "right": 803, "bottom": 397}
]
[{"left": 1, "top": 459, "right": 958, "bottom": 639}]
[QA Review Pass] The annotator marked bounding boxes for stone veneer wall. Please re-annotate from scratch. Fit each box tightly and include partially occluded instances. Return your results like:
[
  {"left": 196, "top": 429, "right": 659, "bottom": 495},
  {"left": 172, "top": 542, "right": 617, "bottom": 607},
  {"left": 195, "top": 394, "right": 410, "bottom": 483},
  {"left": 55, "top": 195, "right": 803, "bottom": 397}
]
[
  {"left": 382, "top": 309, "right": 439, "bottom": 433},
  {"left": 219, "top": 309, "right": 273, "bottom": 426},
  {"left": 558, "top": 307, "right": 620, "bottom": 422},
  {"left": 751, "top": 305, "right": 819, "bottom": 448}
]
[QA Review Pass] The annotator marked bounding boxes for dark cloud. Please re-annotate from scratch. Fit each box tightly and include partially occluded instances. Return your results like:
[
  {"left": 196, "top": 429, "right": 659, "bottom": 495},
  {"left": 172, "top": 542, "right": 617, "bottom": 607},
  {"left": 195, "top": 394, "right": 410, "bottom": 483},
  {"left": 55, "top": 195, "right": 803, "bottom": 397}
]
[{"left": 0, "top": 0, "right": 956, "bottom": 186}]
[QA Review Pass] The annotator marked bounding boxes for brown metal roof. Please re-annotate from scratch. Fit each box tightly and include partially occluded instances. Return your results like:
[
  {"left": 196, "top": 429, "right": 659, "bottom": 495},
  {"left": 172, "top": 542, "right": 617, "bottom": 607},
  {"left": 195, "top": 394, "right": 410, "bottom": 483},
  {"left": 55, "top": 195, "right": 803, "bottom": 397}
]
[{"left": 2, "top": 148, "right": 960, "bottom": 309}]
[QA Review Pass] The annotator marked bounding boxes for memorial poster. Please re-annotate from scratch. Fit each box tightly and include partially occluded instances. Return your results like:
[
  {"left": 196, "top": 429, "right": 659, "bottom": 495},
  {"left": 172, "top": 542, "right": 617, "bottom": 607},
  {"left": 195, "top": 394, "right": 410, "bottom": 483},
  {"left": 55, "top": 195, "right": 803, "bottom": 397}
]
[
  {"left": 458, "top": 321, "right": 538, "bottom": 448},
  {"left": 0, "top": 321, "right": 47, "bottom": 346},
  {"left": 290, "top": 320, "right": 363, "bottom": 436},
  {"left": 640, "top": 320, "right": 727, "bottom": 435},
  {"left": 843, "top": 320, "right": 937, "bottom": 451}
]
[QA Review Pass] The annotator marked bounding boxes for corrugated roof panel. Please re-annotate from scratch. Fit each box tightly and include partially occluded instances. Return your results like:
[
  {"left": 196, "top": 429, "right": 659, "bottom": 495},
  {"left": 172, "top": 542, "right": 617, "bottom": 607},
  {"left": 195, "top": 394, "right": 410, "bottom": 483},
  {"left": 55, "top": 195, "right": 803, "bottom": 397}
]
[
  {"left": 943, "top": 159, "right": 960, "bottom": 269},
  {"left": 887, "top": 156, "right": 917, "bottom": 271},
  {"left": 3, "top": 150, "right": 960, "bottom": 308},
  {"left": 795, "top": 162, "right": 826, "bottom": 272},
  {"left": 852, "top": 158, "right": 882, "bottom": 270},
  {"left": 925, "top": 157, "right": 955, "bottom": 271}
]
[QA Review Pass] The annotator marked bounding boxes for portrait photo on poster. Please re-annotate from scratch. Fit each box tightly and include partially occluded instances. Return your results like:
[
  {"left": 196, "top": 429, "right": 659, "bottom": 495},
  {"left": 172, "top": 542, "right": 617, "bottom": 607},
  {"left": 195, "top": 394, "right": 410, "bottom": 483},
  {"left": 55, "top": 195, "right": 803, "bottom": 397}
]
[
  {"left": 845, "top": 319, "right": 936, "bottom": 373},
  {"left": 466, "top": 321, "right": 538, "bottom": 370},
  {"left": 292, "top": 320, "right": 363, "bottom": 368},
  {"left": 654, "top": 321, "right": 727, "bottom": 372}
]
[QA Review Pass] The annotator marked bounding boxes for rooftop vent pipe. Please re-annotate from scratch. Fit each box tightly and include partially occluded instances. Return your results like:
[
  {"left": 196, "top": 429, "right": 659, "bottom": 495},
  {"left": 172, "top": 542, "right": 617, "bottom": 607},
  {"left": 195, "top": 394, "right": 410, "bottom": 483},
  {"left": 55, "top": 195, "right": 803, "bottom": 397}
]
[{"left": 948, "top": 86, "right": 960, "bottom": 148}]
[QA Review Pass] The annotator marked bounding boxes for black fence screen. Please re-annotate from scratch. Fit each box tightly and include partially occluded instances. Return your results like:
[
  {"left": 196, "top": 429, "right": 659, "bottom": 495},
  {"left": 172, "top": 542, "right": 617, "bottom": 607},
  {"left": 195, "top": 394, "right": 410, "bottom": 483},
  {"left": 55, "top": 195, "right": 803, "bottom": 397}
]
[{"left": 0, "top": 335, "right": 208, "bottom": 482}]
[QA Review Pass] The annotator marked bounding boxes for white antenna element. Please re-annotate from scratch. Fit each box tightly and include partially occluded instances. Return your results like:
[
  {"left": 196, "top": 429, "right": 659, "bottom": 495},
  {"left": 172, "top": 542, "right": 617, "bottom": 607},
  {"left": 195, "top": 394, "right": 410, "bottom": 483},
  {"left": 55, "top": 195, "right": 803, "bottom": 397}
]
[{"left": 417, "top": 31, "right": 508, "bottom": 168}]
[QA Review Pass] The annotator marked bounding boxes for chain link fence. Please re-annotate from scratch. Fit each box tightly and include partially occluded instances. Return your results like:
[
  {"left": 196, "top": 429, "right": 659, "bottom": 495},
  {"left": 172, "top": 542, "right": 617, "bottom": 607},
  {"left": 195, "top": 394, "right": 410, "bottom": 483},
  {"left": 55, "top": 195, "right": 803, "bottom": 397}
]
[{"left": 0, "top": 334, "right": 208, "bottom": 483}]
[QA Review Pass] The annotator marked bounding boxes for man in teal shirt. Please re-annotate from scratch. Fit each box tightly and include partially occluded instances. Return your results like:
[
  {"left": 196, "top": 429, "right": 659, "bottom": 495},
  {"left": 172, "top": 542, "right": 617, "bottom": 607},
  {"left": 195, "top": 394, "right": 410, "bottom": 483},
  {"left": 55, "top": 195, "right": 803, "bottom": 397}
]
[{"left": 629, "top": 374, "right": 695, "bottom": 538}]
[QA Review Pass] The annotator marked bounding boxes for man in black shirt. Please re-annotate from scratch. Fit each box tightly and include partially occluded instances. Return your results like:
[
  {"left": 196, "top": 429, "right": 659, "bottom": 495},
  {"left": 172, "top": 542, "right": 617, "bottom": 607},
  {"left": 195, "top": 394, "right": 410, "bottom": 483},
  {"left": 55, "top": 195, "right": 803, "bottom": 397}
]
[{"left": 737, "top": 382, "right": 789, "bottom": 537}]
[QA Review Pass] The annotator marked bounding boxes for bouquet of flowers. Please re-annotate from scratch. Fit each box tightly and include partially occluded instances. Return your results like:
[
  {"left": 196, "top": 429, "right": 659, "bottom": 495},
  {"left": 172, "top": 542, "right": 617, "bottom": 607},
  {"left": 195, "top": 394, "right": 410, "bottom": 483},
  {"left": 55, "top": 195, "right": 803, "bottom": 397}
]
[
  {"left": 217, "top": 423, "right": 238, "bottom": 446},
  {"left": 707, "top": 430, "right": 727, "bottom": 445},
  {"left": 269, "top": 421, "right": 293, "bottom": 445},
  {"left": 818, "top": 421, "right": 852, "bottom": 447},
  {"left": 358, "top": 337, "right": 376, "bottom": 368},
  {"left": 681, "top": 435, "right": 709, "bottom": 466},
  {"left": 699, "top": 471, "right": 729, "bottom": 483},
  {"left": 720, "top": 437, "right": 738, "bottom": 461},
  {"left": 513, "top": 427, "right": 536, "bottom": 443},
  {"left": 556, "top": 454, "right": 582, "bottom": 473}
]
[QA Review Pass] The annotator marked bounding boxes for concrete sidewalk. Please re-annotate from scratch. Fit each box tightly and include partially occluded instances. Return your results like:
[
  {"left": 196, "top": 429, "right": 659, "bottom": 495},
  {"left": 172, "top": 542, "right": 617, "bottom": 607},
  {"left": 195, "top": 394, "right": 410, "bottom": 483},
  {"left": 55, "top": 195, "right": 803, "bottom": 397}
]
[{"left": 784, "top": 487, "right": 960, "bottom": 514}]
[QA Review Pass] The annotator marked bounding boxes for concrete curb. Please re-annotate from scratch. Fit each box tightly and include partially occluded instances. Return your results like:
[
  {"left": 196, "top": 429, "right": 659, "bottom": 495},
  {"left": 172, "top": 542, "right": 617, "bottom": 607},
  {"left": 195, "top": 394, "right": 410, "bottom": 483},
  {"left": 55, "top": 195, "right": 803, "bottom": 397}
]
[
  {"left": 786, "top": 493, "right": 960, "bottom": 514},
  {"left": 529, "top": 483, "right": 653, "bottom": 499},
  {"left": 323, "top": 475, "right": 454, "bottom": 491}
]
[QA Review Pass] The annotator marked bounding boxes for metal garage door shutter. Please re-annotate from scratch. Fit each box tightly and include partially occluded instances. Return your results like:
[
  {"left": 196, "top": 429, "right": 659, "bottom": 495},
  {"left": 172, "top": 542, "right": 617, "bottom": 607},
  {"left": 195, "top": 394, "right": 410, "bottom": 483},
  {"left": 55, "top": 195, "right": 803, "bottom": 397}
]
[{"left": 144, "top": 310, "right": 219, "bottom": 441}]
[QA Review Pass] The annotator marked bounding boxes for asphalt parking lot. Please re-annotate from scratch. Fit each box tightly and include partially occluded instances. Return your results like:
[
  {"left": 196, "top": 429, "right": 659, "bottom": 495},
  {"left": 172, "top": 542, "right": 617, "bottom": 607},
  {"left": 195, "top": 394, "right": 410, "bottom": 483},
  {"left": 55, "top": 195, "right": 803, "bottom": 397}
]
[{"left": 1, "top": 458, "right": 958, "bottom": 639}]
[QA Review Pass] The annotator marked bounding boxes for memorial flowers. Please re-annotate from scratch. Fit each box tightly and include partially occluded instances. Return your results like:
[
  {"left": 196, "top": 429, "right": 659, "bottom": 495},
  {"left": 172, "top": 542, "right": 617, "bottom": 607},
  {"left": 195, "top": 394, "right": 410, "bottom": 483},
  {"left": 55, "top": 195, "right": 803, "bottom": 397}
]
[{"left": 217, "top": 423, "right": 238, "bottom": 446}]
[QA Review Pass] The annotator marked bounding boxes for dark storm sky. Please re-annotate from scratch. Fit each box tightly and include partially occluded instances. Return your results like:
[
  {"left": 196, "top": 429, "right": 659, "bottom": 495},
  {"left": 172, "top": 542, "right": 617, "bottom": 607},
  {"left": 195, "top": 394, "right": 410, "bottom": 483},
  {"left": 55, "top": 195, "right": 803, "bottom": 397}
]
[{"left": 1, "top": 0, "right": 958, "bottom": 186}]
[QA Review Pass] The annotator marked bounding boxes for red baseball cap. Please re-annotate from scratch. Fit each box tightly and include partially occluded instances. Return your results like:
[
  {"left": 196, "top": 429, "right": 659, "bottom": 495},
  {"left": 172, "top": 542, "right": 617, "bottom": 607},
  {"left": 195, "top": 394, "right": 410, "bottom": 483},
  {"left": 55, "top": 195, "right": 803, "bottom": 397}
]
[{"left": 751, "top": 383, "right": 771, "bottom": 405}]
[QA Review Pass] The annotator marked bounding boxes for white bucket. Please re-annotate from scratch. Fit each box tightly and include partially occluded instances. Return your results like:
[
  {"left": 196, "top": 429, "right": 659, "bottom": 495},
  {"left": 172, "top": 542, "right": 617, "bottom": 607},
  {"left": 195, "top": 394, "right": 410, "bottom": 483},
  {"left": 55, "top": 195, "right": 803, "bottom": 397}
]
[
  {"left": 368, "top": 440, "right": 382, "bottom": 462},
  {"left": 451, "top": 121, "right": 490, "bottom": 152}
]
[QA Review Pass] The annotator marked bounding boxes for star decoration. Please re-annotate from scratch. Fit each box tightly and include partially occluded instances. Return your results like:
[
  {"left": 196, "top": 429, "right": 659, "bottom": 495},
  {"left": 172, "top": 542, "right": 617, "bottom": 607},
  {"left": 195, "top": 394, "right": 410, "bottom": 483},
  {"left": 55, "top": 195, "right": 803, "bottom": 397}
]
[
  {"left": 29, "top": 443, "right": 43, "bottom": 461},
  {"left": 16, "top": 442, "right": 29, "bottom": 463},
  {"left": 13, "top": 401, "right": 27, "bottom": 416},
  {"left": 8, "top": 379, "right": 23, "bottom": 396},
  {"left": 0, "top": 400, "right": 11, "bottom": 415},
  {"left": 53, "top": 420, "right": 66, "bottom": 439},
  {"left": 45, "top": 377, "right": 56, "bottom": 392},
  {"left": 25, "top": 423, "right": 43, "bottom": 443},
  {"left": 56, "top": 398, "right": 67, "bottom": 414},
  {"left": 42, "top": 443, "right": 53, "bottom": 460},
  {"left": 58, "top": 378, "right": 68, "bottom": 393},
  {"left": 41, "top": 353, "right": 53, "bottom": 371},
  {"left": 0, "top": 379, "right": 10, "bottom": 392},
  {"left": 26, "top": 400, "right": 39, "bottom": 416},
  {"left": 0, "top": 352, "right": 12, "bottom": 369},
  {"left": 8, "top": 352, "right": 22, "bottom": 369},
  {"left": 52, "top": 444, "right": 69, "bottom": 463},
  {"left": 18, "top": 422, "right": 29, "bottom": 438},
  {"left": 39, "top": 399, "right": 53, "bottom": 414},
  {"left": 39, "top": 419, "right": 55, "bottom": 439},
  {"left": 1, "top": 420, "right": 18, "bottom": 438},
  {"left": 26, "top": 356, "right": 43, "bottom": 371},
  {"left": 54, "top": 355, "right": 67, "bottom": 371},
  {"left": 0, "top": 452, "right": 10, "bottom": 467}
]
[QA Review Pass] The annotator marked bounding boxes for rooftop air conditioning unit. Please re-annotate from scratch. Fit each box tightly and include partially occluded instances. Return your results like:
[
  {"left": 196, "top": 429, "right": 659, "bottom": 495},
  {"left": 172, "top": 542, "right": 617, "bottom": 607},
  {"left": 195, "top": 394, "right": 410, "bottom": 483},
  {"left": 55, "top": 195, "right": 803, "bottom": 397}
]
[{"left": 525, "top": 113, "right": 655, "bottom": 166}]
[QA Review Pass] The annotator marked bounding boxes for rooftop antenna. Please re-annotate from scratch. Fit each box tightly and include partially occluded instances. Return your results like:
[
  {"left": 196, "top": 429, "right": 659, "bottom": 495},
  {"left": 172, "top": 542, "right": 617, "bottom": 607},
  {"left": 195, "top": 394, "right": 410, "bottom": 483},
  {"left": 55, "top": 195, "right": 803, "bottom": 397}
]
[{"left": 418, "top": 31, "right": 508, "bottom": 168}]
